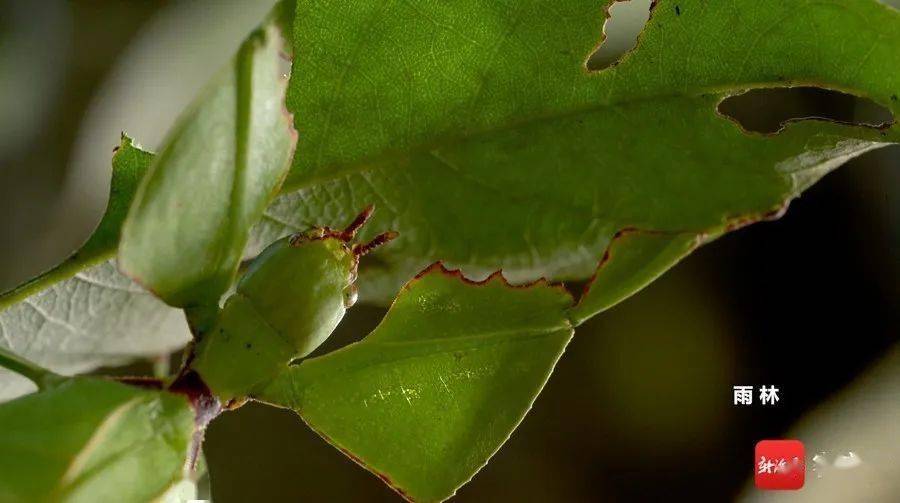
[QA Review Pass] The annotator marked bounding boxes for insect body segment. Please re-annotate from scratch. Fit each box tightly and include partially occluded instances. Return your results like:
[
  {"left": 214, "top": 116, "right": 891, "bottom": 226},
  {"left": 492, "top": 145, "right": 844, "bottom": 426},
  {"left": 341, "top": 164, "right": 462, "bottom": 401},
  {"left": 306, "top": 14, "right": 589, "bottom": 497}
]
[{"left": 192, "top": 206, "right": 397, "bottom": 402}]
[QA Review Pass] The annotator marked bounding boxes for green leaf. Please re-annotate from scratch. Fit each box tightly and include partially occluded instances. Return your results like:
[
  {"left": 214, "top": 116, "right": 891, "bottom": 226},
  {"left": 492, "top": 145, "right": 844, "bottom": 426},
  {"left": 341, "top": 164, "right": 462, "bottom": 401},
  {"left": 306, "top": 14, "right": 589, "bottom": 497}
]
[
  {"left": 0, "top": 378, "right": 196, "bottom": 502},
  {"left": 569, "top": 230, "right": 702, "bottom": 325},
  {"left": 253, "top": 0, "right": 899, "bottom": 309},
  {"left": 259, "top": 264, "right": 574, "bottom": 502},
  {"left": 0, "top": 137, "right": 187, "bottom": 401},
  {"left": 1, "top": 136, "right": 149, "bottom": 309},
  {"left": 119, "top": 21, "right": 296, "bottom": 309}
]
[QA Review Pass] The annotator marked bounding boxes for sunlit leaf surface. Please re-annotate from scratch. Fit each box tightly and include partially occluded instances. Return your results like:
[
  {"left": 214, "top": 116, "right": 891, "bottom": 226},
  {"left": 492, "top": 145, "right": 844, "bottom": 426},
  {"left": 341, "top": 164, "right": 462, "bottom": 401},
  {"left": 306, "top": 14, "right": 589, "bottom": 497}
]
[
  {"left": 253, "top": 0, "right": 899, "bottom": 307},
  {"left": 260, "top": 265, "right": 574, "bottom": 501}
]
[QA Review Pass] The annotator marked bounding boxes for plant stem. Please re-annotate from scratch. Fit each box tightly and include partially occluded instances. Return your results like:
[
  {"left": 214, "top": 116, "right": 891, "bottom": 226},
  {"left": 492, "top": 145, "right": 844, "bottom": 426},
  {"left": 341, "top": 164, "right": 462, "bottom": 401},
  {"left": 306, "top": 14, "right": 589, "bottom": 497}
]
[{"left": 0, "top": 346, "right": 64, "bottom": 390}]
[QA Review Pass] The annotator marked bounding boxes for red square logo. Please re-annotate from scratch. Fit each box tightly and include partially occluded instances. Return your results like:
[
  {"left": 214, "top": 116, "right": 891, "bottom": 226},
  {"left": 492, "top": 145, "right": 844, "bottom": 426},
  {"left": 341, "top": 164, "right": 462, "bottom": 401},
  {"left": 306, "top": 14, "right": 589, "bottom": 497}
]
[{"left": 755, "top": 440, "right": 805, "bottom": 490}]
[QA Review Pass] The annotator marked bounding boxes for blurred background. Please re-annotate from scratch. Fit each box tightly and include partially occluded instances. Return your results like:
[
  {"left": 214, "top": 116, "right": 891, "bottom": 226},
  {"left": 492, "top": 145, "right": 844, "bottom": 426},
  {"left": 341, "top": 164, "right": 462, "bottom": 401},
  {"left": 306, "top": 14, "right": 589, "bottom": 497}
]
[{"left": 0, "top": 0, "right": 897, "bottom": 501}]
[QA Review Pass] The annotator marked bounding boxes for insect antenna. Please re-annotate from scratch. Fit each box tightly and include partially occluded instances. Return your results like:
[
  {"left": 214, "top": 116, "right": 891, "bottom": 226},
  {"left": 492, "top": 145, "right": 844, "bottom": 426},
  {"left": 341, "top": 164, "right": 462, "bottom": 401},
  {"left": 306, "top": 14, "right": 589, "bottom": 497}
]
[
  {"left": 353, "top": 231, "right": 399, "bottom": 256},
  {"left": 340, "top": 205, "right": 375, "bottom": 240}
]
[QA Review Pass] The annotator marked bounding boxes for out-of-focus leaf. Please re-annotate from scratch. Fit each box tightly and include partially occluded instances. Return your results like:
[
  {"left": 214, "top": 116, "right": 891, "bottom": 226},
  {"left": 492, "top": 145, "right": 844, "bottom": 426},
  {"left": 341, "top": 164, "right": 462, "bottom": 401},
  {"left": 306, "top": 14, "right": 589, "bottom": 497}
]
[
  {"left": 119, "top": 21, "right": 296, "bottom": 309},
  {"left": 270, "top": 0, "right": 297, "bottom": 55},
  {"left": 253, "top": 0, "right": 899, "bottom": 308},
  {"left": 259, "top": 264, "right": 574, "bottom": 502},
  {"left": 158, "top": 479, "right": 198, "bottom": 503},
  {"left": 0, "top": 378, "right": 196, "bottom": 502},
  {"left": 0, "top": 2, "right": 297, "bottom": 398},
  {"left": 0, "top": 138, "right": 188, "bottom": 401}
]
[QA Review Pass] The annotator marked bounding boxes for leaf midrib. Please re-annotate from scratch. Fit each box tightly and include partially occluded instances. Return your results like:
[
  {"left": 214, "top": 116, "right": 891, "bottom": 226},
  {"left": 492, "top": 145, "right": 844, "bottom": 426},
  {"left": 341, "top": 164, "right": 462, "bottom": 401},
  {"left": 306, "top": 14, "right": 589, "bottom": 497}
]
[
  {"left": 294, "top": 325, "right": 573, "bottom": 381},
  {"left": 283, "top": 78, "right": 898, "bottom": 193}
]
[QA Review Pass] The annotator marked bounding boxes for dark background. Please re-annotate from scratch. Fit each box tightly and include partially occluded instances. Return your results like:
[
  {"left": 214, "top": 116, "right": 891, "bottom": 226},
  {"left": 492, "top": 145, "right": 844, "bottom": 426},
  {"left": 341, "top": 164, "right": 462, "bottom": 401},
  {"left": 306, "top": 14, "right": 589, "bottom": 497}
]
[{"left": 1, "top": 1, "right": 897, "bottom": 501}]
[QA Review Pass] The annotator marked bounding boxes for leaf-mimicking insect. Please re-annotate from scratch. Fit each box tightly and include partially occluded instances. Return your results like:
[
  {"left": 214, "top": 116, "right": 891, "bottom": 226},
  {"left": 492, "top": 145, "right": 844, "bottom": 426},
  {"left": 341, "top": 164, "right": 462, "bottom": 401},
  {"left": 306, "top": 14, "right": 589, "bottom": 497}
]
[{"left": 191, "top": 206, "right": 397, "bottom": 401}]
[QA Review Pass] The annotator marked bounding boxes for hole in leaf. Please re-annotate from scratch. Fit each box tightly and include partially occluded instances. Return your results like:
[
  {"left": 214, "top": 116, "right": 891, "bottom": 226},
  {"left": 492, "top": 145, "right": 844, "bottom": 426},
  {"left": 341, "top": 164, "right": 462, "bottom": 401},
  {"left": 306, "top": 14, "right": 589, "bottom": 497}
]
[
  {"left": 717, "top": 87, "right": 894, "bottom": 134},
  {"left": 587, "top": 0, "right": 653, "bottom": 71}
]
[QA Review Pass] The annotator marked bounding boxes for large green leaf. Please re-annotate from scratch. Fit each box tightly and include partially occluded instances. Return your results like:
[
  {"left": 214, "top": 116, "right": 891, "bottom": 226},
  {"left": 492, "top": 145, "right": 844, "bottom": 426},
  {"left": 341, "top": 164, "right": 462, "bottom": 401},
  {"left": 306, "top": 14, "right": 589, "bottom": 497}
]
[
  {"left": 0, "top": 137, "right": 187, "bottom": 401},
  {"left": 118, "top": 20, "right": 296, "bottom": 309},
  {"left": 251, "top": 0, "right": 899, "bottom": 306},
  {"left": 259, "top": 264, "right": 574, "bottom": 502},
  {"left": 0, "top": 377, "right": 196, "bottom": 502}
]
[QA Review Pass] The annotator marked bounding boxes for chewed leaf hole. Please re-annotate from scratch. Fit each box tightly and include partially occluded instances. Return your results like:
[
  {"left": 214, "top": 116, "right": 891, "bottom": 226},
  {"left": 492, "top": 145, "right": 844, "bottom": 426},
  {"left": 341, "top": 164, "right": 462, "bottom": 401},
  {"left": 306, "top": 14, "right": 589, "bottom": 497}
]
[
  {"left": 586, "top": 0, "right": 653, "bottom": 71},
  {"left": 717, "top": 87, "right": 894, "bottom": 134}
]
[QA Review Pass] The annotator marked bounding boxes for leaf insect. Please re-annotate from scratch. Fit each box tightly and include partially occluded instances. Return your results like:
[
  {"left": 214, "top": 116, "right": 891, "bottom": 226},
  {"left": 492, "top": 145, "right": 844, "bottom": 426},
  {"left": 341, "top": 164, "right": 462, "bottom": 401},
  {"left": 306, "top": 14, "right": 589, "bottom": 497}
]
[{"left": 191, "top": 206, "right": 397, "bottom": 402}]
